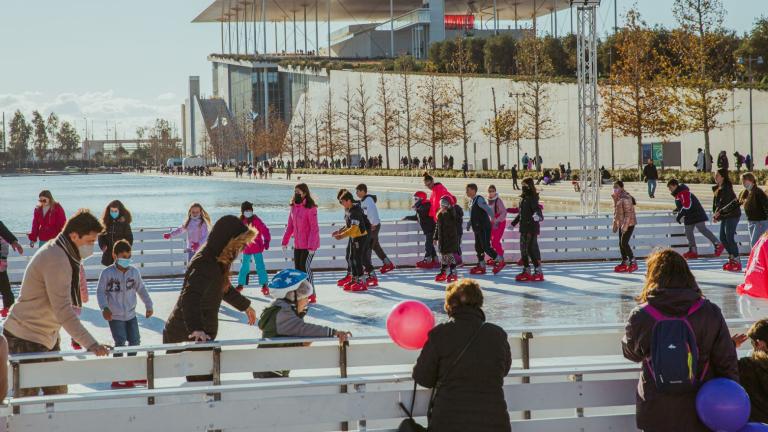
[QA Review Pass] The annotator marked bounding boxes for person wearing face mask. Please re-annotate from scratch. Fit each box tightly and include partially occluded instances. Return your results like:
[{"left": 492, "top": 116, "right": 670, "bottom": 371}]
[
  {"left": 487, "top": 185, "right": 507, "bottom": 265},
  {"left": 737, "top": 172, "right": 768, "bottom": 247},
  {"left": 4, "top": 209, "right": 111, "bottom": 397},
  {"left": 237, "top": 201, "right": 271, "bottom": 295},
  {"left": 27, "top": 190, "right": 66, "bottom": 248},
  {"left": 96, "top": 240, "right": 153, "bottom": 389},
  {"left": 712, "top": 168, "right": 742, "bottom": 271},
  {"left": 281, "top": 183, "right": 320, "bottom": 302},
  {"left": 252, "top": 269, "right": 350, "bottom": 379},
  {"left": 612, "top": 181, "right": 638, "bottom": 273},
  {"left": 164, "top": 203, "right": 211, "bottom": 262},
  {"left": 510, "top": 178, "right": 545, "bottom": 281},
  {"left": 98, "top": 200, "right": 134, "bottom": 267}
]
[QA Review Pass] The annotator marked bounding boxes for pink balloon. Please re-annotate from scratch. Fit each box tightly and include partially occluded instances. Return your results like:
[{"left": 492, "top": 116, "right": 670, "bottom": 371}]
[{"left": 387, "top": 301, "right": 435, "bottom": 350}]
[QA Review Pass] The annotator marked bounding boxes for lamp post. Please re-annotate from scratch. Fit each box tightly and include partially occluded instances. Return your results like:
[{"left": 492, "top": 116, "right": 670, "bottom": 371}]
[
  {"left": 509, "top": 92, "right": 523, "bottom": 170},
  {"left": 738, "top": 55, "right": 764, "bottom": 164}
]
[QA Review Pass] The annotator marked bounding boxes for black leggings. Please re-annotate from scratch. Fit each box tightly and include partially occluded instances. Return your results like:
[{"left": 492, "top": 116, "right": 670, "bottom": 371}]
[
  {"left": 293, "top": 248, "right": 315, "bottom": 286},
  {"left": 619, "top": 226, "right": 635, "bottom": 261},
  {"left": 520, "top": 233, "right": 541, "bottom": 268},
  {"left": 474, "top": 225, "right": 498, "bottom": 262},
  {"left": 346, "top": 236, "right": 371, "bottom": 278},
  {"left": 0, "top": 271, "right": 13, "bottom": 309}
]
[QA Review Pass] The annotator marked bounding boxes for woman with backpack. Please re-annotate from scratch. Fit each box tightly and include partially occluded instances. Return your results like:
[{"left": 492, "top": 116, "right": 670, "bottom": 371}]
[
  {"left": 413, "top": 279, "right": 511, "bottom": 432},
  {"left": 612, "top": 181, "right": 638, "bottom": 273},
  {"left": 622, "top": 248, "right": 739, "bottom": 432}
]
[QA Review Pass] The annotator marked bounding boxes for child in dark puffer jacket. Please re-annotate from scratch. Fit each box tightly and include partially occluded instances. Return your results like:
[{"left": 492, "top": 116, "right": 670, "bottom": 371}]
[
  {"left": 405, "top": 191, "right": 439, "bottom": 269},
  {"left": 733, "top": 318, "right": 768, "bottom": 424}
]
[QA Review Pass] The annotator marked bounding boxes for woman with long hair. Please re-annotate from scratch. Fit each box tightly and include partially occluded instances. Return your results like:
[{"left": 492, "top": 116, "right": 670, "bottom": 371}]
[
  {"left": 510, "top": 178, "right": 544, "bottom": 281},
  {"left": 622, "top": 248, "right": 738, "bottom": 431},
  {"left": 28, "top": 190, "right": 66, "bottom": 248},
  {"left": 713, "top": 168, "right": 742, "bottom": 271},
  {"left": 281, "top": 183, "right": 320, "bottom": 302},
  {"left": 612, "top": 180, "right": 638, "bottom": 273},
  {"left": 98, "top": 200, "right": 133, "bottom": 266},
  {"left": 164, "top": 203, "right": 211, "bottom": 261},
  {"left": 737, "top": 172, "right": 768, "bottom": 247}
]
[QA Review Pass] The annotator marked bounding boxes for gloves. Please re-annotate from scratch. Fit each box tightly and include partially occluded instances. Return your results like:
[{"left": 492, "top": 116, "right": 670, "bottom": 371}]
[
  {"left": 264, "top": 242, "right": 270, "bottom": 251},
  {"left": 533, "top": 213, "right": 543, "bottom": 222},
  {"left": 163, "top": 233, "right": 171, "bottom": 240}
]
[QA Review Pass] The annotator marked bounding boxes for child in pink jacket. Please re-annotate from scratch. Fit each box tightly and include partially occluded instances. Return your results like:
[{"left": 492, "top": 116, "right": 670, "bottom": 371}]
[
  {"left": 164, "top": 203, "right": 211, "bottom": 262},
  {"left": 237, "top": 201, "right": 271, "bottom": 295},
  {"left": 488, "top": 185, "right": 507, "bottom": 262},
  {"left": 281, "top": 184, "right": 320, "bottom": 302}
]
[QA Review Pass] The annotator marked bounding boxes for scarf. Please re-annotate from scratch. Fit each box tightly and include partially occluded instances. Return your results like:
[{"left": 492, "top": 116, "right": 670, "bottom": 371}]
[{"left": 54, "top": 233, "right": 83, "bottom": 308}]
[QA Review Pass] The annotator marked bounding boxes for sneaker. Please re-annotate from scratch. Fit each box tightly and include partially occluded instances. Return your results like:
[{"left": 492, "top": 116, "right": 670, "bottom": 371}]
[
  {"left": 71, "top": 340, "right": 82, "bottom": 350},
  {"left": 261, "top": 284, "right": 270, "bottom": 296},
  {"left": 626, "top": 261, "right": 638, "bottom": 273},
  {"left": 235, "top": 285, "right": 244, "bottom": 292},
  {"left": 492, "top": 260, "right": 507, "bottom": 274},
  {"left": 531, "top": 271, "right": 545, "bottom": 282},
  {"left": 308, "top": 293, "right": 317, "bottom": 304},
  {"left": 343, "top": 279, "right": 356, "bottom": 291},
  {"left": 515, "top": 270, "right": 532, "bottom": 282},
  {"left": 111, "top": 381, "right": 135, "bottom": 389},
  {"left": 723, "top": 260, "right": 733, "bottom": 271},
  {"left": 435, "top": 272, "right": 447, "bottom": 282},
  {"left": 486, "top": 258, "right": 496, "bottom": 266},
  {"left": 714, "top": 243, "right": 725, "bottom": 257},
  {"left": 446, "top": 273, "right": 458, "bottom": 283},
  {"left": 725, "top": 259, "right": 742, "bottom": 272},
  {"left": 365, "top": 275, "right": 379, "bottom": 287},
  {"left": 614, "top": 262, "right": 628, "bottom": 273},
  {"left": 348, "top": 281, "right": 368, "bottom": 292},
  {"left": 415, "top": 259, "right": 432, "bottom": 269},
  {"left": 0, "top": 308, "right": 8, "bottom": 318},
  {"left": 380, "top": 262, "right": 395, "bottom": 274},
  {"left": 682, "top": 250, "right": 699, "bottom": 260},
  {"left": 469, "top": 265, "right": 487, "bottom": 275},
  {"left": 337, "top": 274, "right": 352, "bottom": 287}
]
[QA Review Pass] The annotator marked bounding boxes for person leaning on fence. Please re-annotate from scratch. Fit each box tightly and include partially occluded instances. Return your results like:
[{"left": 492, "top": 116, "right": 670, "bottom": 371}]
[
  {"left": 737, "top": 172, "right": 768, "bottom": 247},
  {"left": 622, "top": 248, "right": 739, "bottom": 432},
  {"left": 4, "top": 209, "right": 111, "bottom": 397},
  {"left": 413, "top": 279, "right": 511, "bottom": 432},
  {"left": 405, "top": 191, "right": 439, "bottom": 269},
  {"left": 712, "top": 168, "right": 743, "bottom": 272},
  {"left": 733, "top": 318, "right": 768, "bottom": 424},
  {"left": 252, "top": 269, "right": 351, "bottom": 379},
  {"left": 668, "top": 179, "right": 724, "bottom": 260}
]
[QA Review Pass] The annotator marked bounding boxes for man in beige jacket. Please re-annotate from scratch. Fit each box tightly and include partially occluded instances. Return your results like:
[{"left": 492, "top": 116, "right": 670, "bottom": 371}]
[{"left": 4, "top": 209, "right": 111, "bottom": 397}]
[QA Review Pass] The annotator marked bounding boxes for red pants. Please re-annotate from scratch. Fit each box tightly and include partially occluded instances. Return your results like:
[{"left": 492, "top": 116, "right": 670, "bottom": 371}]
[{"left": 491, "top": 221, "right": 507, "bottom": 259}]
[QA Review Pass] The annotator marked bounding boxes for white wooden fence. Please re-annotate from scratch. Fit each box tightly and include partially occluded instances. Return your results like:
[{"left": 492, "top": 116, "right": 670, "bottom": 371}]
[
  {"left": 3, "top": 320, "right": 753, "bottom": 431},
  {"left": 7, "top": 211, "right": 752, "bottom": 283}
]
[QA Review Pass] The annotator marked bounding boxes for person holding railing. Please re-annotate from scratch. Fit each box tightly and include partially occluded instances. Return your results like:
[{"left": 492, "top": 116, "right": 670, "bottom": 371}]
[
  {"left": 4, "top": 209, "right": 111, "bottom": 397},
  {"left": 622, "top": 248, "right": 738, "bottom": 432},
  {"left": 413, "top": 279, "right": 511, "bottom": 432},
  {"left": 712, "top": 168, "right": 742, "bottom": 272},
  {"left": 163, "top": 203, "right": 211, "bottom": 262}
]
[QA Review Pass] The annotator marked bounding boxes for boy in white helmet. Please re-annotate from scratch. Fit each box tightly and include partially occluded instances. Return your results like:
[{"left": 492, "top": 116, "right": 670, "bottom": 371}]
[{"left": 253, "top": 269, "right": 351, "bottom": 378}]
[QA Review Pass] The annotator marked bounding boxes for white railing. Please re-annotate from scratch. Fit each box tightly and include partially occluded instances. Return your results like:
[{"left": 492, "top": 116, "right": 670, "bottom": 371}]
[
  {"left": 4, "top": 321, "right": 753, "bottom": 431},
  {"left": 7, "top": 211, "right": 752, "bottom": 283}
]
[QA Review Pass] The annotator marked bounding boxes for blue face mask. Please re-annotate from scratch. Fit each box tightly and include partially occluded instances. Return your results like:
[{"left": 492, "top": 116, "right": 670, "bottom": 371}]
[
  {"left": 110, "top": 210, "right": 120, "bottom": 219},
  {"left": 116, "top": 257, "right": 132, "bottom": 268}
]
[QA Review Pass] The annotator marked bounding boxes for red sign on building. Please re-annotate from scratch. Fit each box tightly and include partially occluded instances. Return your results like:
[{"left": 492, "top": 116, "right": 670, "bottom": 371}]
[{"left": 444, "top": 15, "right": 475, "bottom": 30}]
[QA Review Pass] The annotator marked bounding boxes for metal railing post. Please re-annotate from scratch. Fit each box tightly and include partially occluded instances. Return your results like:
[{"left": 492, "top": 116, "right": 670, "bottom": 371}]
[
  {"left": 573, "top": 373, "right": 584, "bottom": 417},
  {"left": 11, "top": 361, "right": 19, "bottom": 414},
  {"left": 147, "top": 351, "right": 155, "bottom": 405},
  {"left": 354, "top": 383, "right": 367, "bottom": 431},
  {"left": 521, "top": 332, "right": 533, "bottom": 420},
  {"left": 339, "top": 340, "right": 349, "bottom": 432}
]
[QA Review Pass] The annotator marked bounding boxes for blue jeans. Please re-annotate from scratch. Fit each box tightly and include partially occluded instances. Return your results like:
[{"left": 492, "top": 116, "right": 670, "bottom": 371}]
[
  {"left": 719, "top": 217, "right": 741, "bottom": 259},
  {"left": 108, "top": 317, "right": 140, "bottom": 357},
  {"left": 748, "top": 220, "right": 768, "bottom": 247},
  {"left": 238, "top": 253, "right": 268, "bottom": 286},
  {"left": 647, "top": 179, "right": 657, "bottom": 197}
]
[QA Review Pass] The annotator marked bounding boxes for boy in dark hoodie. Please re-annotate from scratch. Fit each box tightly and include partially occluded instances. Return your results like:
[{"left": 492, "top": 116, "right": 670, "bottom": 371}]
[
  {"left": 405, "top": 191, "right": 439, "bottom": 269},
  {"left": 668, "top": 178, "right": 725, "bottom": 259},
  {"left": 733, "top": 319, "right": 768, "bottom": 423},
  {"left": 333, "top": 189, "right": 372, "bottom": 292}
]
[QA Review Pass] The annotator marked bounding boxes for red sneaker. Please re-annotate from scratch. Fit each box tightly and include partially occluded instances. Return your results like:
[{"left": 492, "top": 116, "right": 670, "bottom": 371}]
[
  {"left": 337, "top": 274, "right": 352, "bottom": 287},
  {"left": 614, "top": 263, "right": 628, "bottom": 273},
  {"left": 446, "top": 273, "right": 458, "bottom": 283},
  {"left": 515, "top": 271, "right": 532, "bottom": 282},
  {"left": 725, "top": 260, "right": 742, "bottom": 272},
  {"left": 435, "top": 272, "right": 447, "bottom": 282},
  {"left": 626, "top": 262, "right": 638, "bottom": 273},
  {"left": 235, "top": 285, "right": 244, "bottom": 292},
  {"left": 486, "top": 258, "right": 495, "bottom": 266},
  {"left": 111, "top": 381, "right": 135, "bottom": 389},
  {"left": 492, "top": 261, "right": 507, "bottom": 274},
  {"left": 714, "top": 243, "right": 725, "bottom": 257},
  {"left": 531, "top": 271, "right": 544, "bottom": 282},
  {"left": 365, "top": 275, "right": 379, "bottom": 287},
  {"left": 261, "top": 284, "right": 270, "bottom": 296},
  {"left": 469, "top": 265, "right": 487, "bottom": 275},
  {"left": 682, "top": 251, "right": 699, "bottom": 260},
  {"left": 71, "top": 340, "right": 82, "bottom": 350},
  {"left": 308, "top": 293, "right": 317, "bottom": 303},
  {"left": 0, "top": 308, "right": 9, "bottom": 318},
  {"left": 343, "top": 279, "right": 356, "bottom": 291},
  {"left": 380, "top": 262, "right": 395, "bottom": 274},
  {"left": 415, "top": 260, "right": 432, "bottom": 269},
  {"left": 348, "top": 281, "right": 368, "bottom": 292}
]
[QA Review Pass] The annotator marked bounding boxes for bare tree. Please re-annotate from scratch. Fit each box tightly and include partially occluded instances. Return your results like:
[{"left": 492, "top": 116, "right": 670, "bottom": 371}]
[
  {"left": 416, "top": 75, "right": 458, "bottom": 163},
  {"left": 447, "top": 38, "right": 476, "bottom": 169},
  {"left": 482, "top": 87, "right": 519, "bottom": 170},
  {"left": 319, "top": 89, "right": 343, "bottom": 163},
  {"left": 398, "top": 64, "right": 417, "bottom": 168},
  {"left": 351, "top": 77, "right": 373, "bottom": 160},
  {"left": 341, "top": 80, "right": 353, "bottom": 168},
  {"left": 375, "top": 71, "right": 397, "bottom": 169}
]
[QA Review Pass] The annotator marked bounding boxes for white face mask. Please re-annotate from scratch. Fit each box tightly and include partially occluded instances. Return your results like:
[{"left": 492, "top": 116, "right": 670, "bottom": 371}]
[
  {"left": 243, "top": 211, "right": 254, "bottom": 219},
  {"left": 78, "top": 245, "right": 94, "bottom": 260}
]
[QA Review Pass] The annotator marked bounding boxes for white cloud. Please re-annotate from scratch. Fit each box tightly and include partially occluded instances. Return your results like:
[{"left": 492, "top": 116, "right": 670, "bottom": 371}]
[{"left": 0, "top": 91, "right": 181, "bottom": 138}]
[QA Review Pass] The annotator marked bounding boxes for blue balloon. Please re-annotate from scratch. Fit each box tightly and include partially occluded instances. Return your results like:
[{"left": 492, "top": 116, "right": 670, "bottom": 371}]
[
  {"left": 739, "top": 423, "right": 768, "bottom": 432},
  {"left": 696, "top": 378, "right": 751, "bottom": 432}
]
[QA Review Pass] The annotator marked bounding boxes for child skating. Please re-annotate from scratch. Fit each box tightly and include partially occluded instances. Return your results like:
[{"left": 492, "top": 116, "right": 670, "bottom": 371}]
[
  {"left": 163, "top": 203, "right": 211, "bottom": 262},
  {"left": 668, "top": 179, "right": 725, "bottom": 259},
  {"left": 487, "top": 184, "right": 507, "bottom": 265},
  {"left": 237, "top": 201, "right": 271, "bottom": 295},
  {"left": 405, "top": 191, "right": 440, "bottom": 269},
  {"left": 510, "top": 178, "right": 544, "bottom": 281},
  {"left": 465, "top": 184, "right": 505, "bottom": 274},
  {"left": 356, "top": 184, "right": 395, "bottom": 274},
  {"left": 612, "top": 181, "right": 638, "bottom": 273},
  {"left": 333, "top": 189, "right": 371, "bottom": 292},
  {"left": 434, "top": 197, "right": 461, "bottom": 282}
]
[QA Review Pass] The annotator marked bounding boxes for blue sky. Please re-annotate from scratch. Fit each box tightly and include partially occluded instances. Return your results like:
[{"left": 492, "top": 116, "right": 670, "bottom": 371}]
[{"left": 0, "top": 0, "right": 763, "bottom": 140}]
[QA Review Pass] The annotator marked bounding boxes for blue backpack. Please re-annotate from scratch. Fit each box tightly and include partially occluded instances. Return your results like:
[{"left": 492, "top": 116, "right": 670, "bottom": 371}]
[{"left": 642, "top": 299, "right": 709, "bottom": 393}]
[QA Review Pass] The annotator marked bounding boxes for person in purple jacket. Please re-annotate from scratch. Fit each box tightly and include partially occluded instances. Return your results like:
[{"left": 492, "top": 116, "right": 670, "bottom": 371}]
[
  {"left": 164, "top": 203, "right": 211, "bottom": 262},
  {"left": 237, "top": 201, "right": 271, "bottom": 295},
  {"left": 282, "top": 183, "right": 320, "bottom": 303}
]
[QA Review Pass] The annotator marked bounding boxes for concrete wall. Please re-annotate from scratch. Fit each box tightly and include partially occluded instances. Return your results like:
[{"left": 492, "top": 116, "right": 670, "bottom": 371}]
[{"left": 290, "top": 69, "right": 768, "bottom": 170}]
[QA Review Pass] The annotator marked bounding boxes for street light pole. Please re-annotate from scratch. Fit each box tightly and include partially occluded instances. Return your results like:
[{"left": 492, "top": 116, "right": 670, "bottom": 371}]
[{"left": 739, "top": 55, "right": 765, "bottom": 164}]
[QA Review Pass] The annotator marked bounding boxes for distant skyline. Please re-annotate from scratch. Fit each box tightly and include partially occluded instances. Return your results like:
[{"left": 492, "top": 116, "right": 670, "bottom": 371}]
[{"left": 0, "top": 0, "right": 763, "bottom": 142}]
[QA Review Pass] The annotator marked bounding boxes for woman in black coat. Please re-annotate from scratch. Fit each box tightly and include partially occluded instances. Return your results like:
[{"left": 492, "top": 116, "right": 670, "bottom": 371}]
[
  {"left": 163, "top": 215, "right": 257, "bottom": 345},
  {"left": 98, "top": 199, "right": 134, "bottom": 266},
  {"left": 712, "top": 168, "right": 742, "bottom": 271},
  {"left": 413, "top": 279, "right": 511, "bottom": 432}
]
